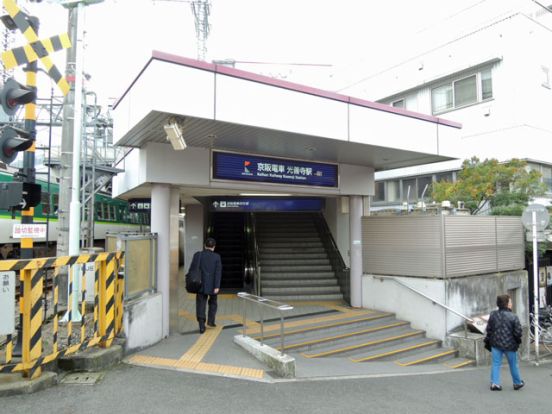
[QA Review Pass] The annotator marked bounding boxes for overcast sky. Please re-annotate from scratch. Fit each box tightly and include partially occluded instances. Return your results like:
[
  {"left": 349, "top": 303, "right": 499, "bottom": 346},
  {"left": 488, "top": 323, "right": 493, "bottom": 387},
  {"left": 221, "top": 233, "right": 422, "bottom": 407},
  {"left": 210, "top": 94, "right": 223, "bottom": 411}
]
[{"left": 14, "top": 0, "right": 531, "bottom": 106}]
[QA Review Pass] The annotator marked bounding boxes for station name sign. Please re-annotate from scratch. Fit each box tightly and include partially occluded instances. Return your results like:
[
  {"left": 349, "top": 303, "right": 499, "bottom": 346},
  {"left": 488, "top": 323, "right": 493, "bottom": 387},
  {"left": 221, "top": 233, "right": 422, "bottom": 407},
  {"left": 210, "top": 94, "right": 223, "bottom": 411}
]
[{"left": 212, "top": 151, "right": 338, "bottom": 188}]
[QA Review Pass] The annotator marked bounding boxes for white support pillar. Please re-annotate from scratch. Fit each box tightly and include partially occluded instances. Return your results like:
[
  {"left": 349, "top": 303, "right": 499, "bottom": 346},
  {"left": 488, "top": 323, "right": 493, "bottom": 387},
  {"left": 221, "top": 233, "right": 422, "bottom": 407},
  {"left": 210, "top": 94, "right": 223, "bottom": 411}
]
[
  {"left": 151, "top": 184, "right": 170, "bottom": 338},
  {"left": 349, "top": 195, "right": 363, "bottom": 308}
]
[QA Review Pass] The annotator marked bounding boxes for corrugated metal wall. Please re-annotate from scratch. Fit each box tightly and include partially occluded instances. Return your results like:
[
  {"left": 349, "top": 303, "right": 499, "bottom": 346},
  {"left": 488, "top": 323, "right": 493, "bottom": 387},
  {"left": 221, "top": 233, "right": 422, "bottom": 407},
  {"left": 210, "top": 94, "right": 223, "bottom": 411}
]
[
  {"left": 362, "top": 215, "right": 524, "bottom": 278},
  {"left": 362, "top": 216, "right": 443, "bottom": 277}
]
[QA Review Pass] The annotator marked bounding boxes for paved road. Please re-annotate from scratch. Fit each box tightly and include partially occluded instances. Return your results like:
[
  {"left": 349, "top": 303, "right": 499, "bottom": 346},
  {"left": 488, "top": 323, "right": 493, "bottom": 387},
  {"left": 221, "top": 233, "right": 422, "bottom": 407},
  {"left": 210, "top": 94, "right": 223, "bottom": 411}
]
[{"left": 2, "top": 362, "right": 551, "bottom": 414}]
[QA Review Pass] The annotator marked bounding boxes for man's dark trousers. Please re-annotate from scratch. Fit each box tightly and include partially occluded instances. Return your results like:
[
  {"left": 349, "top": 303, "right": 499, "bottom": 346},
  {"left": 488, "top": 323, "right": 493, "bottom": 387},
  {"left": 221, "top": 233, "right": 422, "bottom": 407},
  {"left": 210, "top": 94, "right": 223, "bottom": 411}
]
[{"left": 196, "top": 293, "right": 218, "bottom": 326}]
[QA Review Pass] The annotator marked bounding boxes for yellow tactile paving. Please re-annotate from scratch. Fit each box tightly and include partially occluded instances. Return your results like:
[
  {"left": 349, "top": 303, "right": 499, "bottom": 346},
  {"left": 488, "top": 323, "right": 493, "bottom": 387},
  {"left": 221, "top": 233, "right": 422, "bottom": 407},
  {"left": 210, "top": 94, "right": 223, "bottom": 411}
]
[
  {"left": 218, "top": 314, "right": 260, "bottom": 328},
  {"left": 179, "top": 326, "right": 223, "bottom": 362},
  {"left": 179, "top": 309, "right": 197, "bottom": 321},
  {"left": 186, "top": 293, "right": 236, "bottom": 300}
]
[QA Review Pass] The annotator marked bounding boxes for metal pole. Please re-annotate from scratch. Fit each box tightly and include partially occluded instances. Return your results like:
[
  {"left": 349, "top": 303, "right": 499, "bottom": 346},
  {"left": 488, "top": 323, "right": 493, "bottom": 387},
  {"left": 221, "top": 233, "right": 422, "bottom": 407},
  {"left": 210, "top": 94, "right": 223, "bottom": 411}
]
[
  {"left": 242, "top": 297, "right": 246, "bottom": 337},
  {"left": 260, "top": 305, "right": 264, "bottom": 346},
  {"left": 532, "top": 211, "right": 539, "bottom": 364},
  {"left": 280, "top": 312, "right": 285, "bottom": 356}
]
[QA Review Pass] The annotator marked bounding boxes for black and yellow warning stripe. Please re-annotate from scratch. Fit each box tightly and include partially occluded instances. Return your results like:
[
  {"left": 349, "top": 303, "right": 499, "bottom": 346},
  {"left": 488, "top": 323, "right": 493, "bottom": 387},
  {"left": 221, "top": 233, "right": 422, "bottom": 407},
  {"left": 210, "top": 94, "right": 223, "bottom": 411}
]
[
  {"left": 0, "top": 252, "right": 124, "bottom": 376},
  {"left": 2, "top": 33, "right": 71, "bottom": 70},
  {"left": 0, "top": 252, "right": 124, "bottom": 272},
  {"left": 115, "top": 257, "right": 125, "bottom": 334},
  {"left": 2, "top": 0, "right": 70, "bottom": 95},
  {"left": 81, "top": 264, "right": 87, "bottom": 342},
  {"left": 21, "top": 267, "right": 43, "bottom": 379}
]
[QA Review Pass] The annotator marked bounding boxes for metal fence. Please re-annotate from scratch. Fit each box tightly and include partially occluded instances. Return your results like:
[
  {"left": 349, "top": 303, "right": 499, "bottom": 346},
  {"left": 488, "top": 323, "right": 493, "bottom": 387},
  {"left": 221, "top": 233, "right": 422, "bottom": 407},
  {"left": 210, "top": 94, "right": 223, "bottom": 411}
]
[
  {"left": 0, "top": 252, "right": 124, "bottom": 379},
  {"left": 362, "top": 215, "right": 524, "bottom": 278}
]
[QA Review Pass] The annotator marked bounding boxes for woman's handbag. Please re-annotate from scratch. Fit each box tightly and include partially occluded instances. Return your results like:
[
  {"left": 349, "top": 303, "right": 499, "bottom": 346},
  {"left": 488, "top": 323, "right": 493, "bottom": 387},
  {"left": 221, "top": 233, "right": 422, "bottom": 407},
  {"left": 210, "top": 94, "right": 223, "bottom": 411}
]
[{"left": 185, "top": 252, "right": 203, "bottom": 293}]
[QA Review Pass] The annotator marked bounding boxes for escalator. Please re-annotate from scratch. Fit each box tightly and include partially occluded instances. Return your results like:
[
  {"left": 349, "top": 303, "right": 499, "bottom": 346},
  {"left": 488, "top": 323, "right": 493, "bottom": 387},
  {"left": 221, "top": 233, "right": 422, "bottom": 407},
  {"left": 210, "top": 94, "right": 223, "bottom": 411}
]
[{"left": 210, "top": 212, "right": 247, "bottom": 291}]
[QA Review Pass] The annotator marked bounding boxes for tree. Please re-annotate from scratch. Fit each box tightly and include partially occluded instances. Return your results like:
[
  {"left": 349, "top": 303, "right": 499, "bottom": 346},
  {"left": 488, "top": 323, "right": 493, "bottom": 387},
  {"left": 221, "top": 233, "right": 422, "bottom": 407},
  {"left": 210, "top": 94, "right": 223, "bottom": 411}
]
[{"left": 432, "top": 157, "right": 546, "bottom": 215}]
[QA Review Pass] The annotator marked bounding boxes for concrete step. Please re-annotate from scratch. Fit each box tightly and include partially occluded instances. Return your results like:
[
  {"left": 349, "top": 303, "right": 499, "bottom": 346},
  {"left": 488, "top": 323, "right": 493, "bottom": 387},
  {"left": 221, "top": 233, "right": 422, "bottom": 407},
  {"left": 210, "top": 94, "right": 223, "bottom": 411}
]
[
  {"left": 260, "top": 247, "right": 326, "bottom": 254},
  {"left": 298, "top": 327, "right": 424, "bottom": 357},
  {"left": 259, "top": 242, "right": 324, "bottom": 249},
  {"left": 261, "top": 272, "right": 336, "bottom": 280},
  {"left": 261, "top": 253, "right": 328, "bottom": 260},
  {"left": 252, "top": 312, "right": 395, "bottom": 342},
  {"left": 262, "top": 286, "right": 341, "bottom": 295},
  {"left": 262, "top": 279, "right": 338, "bottom": 288},
  {"left": 264, "top": 293, "right": 344, "bottom": 302},
  {"left": 394, "top": 347, "right": 458, "bottom": 366},
  {"left": 262, "top": 259, "right": 330, "bottom": 266},
  {"left": 262, "top": 265, "right": 333, "bottom": 273},
  {"left": 349, "top": 338, "right": 441, "bottom": 362},
  {"left": 442, "top": 357, "right": 476, "bottom": 369}
]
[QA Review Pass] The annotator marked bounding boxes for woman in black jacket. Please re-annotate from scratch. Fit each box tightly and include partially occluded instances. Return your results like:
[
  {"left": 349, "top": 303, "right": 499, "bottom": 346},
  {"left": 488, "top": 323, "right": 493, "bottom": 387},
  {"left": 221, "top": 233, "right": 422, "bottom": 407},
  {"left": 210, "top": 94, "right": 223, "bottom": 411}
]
[{"left": 485, "top": 294, "right": 524, "bottom": 391}]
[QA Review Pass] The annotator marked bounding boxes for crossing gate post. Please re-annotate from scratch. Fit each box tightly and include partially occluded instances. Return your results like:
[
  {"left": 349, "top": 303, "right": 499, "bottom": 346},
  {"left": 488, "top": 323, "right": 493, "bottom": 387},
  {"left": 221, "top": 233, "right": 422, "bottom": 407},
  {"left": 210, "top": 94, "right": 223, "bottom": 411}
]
[
  {"left": 99, "top": 255, "right": 115, "bottom": 348},
  {"left": 21, "top": 267, "right": 43, "bottom": 379}
]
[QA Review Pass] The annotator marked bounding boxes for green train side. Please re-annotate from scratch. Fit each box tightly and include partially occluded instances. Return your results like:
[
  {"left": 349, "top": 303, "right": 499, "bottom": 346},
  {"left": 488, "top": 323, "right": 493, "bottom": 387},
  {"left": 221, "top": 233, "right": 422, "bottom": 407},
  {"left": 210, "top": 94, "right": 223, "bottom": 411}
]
[{"left": 0, "top": 170, "right": 148, "bottom": 259}]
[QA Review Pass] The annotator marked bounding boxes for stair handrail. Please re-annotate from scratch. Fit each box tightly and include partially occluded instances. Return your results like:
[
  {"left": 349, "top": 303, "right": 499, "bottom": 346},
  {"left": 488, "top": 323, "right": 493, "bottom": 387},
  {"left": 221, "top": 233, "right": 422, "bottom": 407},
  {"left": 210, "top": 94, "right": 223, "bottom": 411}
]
[
  {"left": 237, "top": 292, "right": 293, "bottom": 354},
  {"left": 314, "top": 212, "right": 350, "bottom": 303},
  {"left": 373, "top": 275, "right": 474, "bottom": 337}
]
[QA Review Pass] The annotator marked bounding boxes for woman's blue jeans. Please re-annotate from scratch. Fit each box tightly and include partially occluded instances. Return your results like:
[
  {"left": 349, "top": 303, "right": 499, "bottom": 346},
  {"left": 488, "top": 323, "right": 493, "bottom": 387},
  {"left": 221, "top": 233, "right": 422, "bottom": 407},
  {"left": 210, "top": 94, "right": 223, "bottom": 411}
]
[{"left": 491, "top": 347, "right": 522, "bottom": 385}]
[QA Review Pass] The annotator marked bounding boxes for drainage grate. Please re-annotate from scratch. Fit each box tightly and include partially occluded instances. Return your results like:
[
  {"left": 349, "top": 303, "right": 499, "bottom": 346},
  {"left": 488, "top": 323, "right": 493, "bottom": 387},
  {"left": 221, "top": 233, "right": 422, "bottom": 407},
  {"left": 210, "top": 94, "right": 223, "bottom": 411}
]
[{"left": 61, "top": 372, "right": 104, "bottom": 385}]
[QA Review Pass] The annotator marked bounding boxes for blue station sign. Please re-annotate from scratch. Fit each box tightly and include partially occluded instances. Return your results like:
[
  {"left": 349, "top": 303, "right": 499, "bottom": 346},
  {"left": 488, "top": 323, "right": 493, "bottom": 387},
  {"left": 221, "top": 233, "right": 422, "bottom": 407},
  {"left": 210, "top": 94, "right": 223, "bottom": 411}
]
[
  {"left": 212, "top": 151, "right": 338, "bottom": 188},
  {"left": 209, "top": 197, "right": 324, "bottom": 212}
]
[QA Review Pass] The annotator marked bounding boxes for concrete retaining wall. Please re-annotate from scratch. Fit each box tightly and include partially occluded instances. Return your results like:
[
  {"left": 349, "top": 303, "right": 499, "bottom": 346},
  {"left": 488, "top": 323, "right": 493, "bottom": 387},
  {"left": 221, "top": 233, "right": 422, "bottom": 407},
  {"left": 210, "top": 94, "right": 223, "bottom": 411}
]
[{"left": 123, "top": 292, "right": 163, "bottom": 352}]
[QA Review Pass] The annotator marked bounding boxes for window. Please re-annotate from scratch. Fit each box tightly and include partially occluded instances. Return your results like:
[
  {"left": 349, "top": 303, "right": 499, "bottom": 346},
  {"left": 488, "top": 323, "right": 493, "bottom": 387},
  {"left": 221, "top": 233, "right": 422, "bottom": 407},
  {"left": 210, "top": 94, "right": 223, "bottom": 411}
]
[
  {"left": 41, "top": 192, "right": 50, "bottom": 215},
  {"left": 454, "top": 75, "right": 477, "bottom": 107},
  {"left": 431, "top": 68, "right": 493, "bottom": 114},
  {"left": 387, "top": 181, "right": 400, "bottom": 202},
  {"left": 436, "top": 172, "right": 454, "bottom": 182},
  {"left": 402, "top": 179, "right": 417, "bottom": 202},
  {"left": 392, "top": 99, "right": 405, "bottom": 108},
  {"left": 543, "top": 166, "right": 552, "bottom": 192},
  {"left": 431, "top": 84, "right": 452, "bottom": 113},
  {"left": 374, "top": 182, "right": 385, "bottom": 202},
  {"left": 417, "top": 176, "right": 433, "bottom": 199},
  {"left": 481, "top": 69, "right": 493, "bottom": 98}
]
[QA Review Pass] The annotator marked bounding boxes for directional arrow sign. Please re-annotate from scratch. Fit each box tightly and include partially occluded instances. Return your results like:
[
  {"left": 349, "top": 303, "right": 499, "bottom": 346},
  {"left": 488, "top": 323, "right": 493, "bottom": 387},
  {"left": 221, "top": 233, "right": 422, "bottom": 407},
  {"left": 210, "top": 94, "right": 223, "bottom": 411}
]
[{"left": 522, "top": 204, "right": 550, "bottom": 232}]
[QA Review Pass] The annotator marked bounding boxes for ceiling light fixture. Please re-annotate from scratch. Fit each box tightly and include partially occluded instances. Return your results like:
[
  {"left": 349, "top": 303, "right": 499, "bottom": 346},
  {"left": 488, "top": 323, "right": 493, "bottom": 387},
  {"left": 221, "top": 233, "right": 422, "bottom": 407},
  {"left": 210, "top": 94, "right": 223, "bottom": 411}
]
[{"left": 164, "top": 118, "right": 186, "bottom": 150}]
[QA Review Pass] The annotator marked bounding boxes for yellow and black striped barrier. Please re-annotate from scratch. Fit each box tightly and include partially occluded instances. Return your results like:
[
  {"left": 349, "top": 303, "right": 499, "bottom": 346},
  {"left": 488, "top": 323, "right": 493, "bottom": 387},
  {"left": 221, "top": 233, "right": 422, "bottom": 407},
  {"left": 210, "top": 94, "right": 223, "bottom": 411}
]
[
  {"left": 0, "top": 252, "right": 124, "bottom": 379},
  {"left": 1, "top": 0, "right": 71, "bottom": 95}
]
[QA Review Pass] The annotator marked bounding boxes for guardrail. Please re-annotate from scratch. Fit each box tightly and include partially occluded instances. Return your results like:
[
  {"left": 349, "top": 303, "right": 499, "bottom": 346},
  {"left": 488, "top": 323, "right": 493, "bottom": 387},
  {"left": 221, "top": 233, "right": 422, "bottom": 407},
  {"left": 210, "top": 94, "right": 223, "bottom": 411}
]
[
  {"left": 0, "top": 251, "right": 124, "bottom": 379},
  {"left": 373, "top": 275, "right": 474, "bottom": 337},
  {"left": 237, "top": 292, "right": 293, "bottom": 354}
]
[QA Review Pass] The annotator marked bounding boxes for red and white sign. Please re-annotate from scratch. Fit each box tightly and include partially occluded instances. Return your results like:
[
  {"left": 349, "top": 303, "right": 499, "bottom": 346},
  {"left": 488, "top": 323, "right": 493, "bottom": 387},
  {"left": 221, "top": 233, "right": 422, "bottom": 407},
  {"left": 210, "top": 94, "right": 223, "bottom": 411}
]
[{"left": 12, "top": 224, "right": 47, "bottom": 239}]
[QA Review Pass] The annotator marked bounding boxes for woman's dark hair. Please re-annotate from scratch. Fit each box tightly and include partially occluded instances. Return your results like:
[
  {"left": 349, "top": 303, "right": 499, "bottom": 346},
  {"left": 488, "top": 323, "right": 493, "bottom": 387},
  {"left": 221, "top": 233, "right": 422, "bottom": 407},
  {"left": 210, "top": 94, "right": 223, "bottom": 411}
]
[
  {"left": 205, "top": 237, "right": 216, "bottom": 248},
  {"left": 496, "top": 294, "right": 510, "bottom": 309}
]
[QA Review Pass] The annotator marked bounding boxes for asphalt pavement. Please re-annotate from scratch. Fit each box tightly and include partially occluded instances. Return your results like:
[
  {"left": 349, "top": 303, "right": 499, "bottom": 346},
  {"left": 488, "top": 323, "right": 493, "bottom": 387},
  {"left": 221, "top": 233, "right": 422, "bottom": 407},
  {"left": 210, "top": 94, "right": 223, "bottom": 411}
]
[{"left": 2, "top": 360, "right": 551, "bottom": 414}]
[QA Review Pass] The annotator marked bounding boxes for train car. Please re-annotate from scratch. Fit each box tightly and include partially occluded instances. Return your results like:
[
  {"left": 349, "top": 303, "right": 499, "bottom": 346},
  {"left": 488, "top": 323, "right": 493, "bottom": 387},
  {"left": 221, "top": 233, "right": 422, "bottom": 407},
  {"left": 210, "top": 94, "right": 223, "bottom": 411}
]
[{"left": 0, "top": 169, "right": 148, "bottom": 259}]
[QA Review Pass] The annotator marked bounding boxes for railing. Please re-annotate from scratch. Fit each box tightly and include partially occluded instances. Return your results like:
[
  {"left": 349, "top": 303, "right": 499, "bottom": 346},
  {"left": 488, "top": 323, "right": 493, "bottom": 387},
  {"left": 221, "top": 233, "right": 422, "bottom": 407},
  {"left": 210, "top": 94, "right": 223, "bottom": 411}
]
[
  {"left": 373, "top": 275, "right": 474, "bottom": 337},
  {"left": 237, "top": 292, "right": 293, "bottom": 355},
  {"left": 0, "top": 252, "right": 124, "bottom": 379},
  {"left": 314, "top": 213, "right": 350, "bottom": 303}
]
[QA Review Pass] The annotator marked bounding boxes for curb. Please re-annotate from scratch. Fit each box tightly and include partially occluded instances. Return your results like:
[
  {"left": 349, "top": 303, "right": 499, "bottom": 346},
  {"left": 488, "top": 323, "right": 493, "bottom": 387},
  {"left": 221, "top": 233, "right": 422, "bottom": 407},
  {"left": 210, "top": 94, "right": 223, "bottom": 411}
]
[{"left": 0, "top": 372, "right": 58, "bottom": 398}]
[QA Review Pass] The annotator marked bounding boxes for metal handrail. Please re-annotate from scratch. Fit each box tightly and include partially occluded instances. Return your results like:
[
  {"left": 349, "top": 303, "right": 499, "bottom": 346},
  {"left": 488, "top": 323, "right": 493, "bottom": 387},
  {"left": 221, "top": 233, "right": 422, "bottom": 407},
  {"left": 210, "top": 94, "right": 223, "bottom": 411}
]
[
  {"left": 237, "top": 292, "right": 293, "bottom": 355},
  {"left": 373, "top": 275, "right": 474, "bottom": 336},
  {"left": 314, "top": 212, "right": 350, "bottom": 303}
]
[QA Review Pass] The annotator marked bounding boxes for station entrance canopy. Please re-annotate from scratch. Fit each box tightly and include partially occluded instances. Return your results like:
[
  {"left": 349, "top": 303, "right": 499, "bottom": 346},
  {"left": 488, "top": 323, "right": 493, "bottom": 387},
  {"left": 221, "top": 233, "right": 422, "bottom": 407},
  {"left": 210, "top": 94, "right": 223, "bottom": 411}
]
[{"left": 111, "top": 51, "right": 461, "bottom": 200}]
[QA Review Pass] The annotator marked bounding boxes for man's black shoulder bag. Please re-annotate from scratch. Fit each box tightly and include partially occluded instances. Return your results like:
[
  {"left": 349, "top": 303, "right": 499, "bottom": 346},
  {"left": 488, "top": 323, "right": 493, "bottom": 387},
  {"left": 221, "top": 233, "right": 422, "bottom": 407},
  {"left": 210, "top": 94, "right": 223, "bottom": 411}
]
[{"left": 185, "top": 252, "right": 203, "bottom": 293}]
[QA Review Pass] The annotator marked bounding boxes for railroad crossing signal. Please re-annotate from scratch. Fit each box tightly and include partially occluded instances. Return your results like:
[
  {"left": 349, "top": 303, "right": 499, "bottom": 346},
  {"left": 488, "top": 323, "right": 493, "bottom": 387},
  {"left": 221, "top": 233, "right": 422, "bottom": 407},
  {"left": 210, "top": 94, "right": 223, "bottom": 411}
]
[
  {"left": 0, "top": 0, "right": 72, "bottom": 96},
  {"left": 0, "top": 78, "right": 35, "bottom": 116}
]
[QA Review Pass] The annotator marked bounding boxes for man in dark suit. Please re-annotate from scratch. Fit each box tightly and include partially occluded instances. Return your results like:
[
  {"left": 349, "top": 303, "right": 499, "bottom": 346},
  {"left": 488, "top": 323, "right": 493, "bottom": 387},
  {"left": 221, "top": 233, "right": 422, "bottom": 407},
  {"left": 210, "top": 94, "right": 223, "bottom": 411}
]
[{"left": 190, "top": 237, "right": 222, "bottom": 334}]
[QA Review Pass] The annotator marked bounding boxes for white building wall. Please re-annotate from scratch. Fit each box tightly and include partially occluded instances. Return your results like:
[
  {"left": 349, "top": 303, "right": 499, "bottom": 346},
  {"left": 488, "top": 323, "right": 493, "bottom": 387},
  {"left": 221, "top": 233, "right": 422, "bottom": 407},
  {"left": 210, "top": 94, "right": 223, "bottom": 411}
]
[{"left": 351, "top": 13, "right": 552, "bottom": 165}]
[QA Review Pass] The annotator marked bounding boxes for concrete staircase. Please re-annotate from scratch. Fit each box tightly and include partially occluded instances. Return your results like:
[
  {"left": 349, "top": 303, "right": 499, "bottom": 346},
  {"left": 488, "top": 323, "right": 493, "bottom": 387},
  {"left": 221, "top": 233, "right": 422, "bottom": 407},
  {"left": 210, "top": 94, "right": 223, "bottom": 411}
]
[
  {"left": 256, "top": 213, "right": 343, "bottom": 301},
  {"left": 253, "top": 310, "right": 474, "bottom": 369}
]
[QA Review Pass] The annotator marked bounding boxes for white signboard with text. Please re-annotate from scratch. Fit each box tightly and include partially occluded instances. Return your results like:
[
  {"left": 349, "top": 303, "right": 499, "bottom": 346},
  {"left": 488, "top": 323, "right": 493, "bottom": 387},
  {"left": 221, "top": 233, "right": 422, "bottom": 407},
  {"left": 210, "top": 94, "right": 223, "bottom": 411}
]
[
  {"left": 12, "top": 223, "right": 47, "bottom": 239},
  {"left": 0, "top": 271, "right": 15, "bottom": 334}
]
